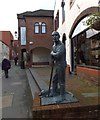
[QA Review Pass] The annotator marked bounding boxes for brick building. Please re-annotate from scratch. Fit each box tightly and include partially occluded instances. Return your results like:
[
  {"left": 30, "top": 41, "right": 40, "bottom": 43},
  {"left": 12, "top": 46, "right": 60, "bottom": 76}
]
[
  {"left": 11, "top": 40, "right": 19, "bottom": 59},
  {"left": 17, "top": 9, "right": 54, "bottom": 67},
  {"left": 0, "top": 31, "right": 14, "bottom": 60}
]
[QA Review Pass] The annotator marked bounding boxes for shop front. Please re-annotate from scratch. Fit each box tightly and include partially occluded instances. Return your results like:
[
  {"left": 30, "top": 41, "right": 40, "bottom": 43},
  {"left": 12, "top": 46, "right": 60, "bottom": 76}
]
[{"left": 71, "top": 18, "right": 100, "bottom": 84}]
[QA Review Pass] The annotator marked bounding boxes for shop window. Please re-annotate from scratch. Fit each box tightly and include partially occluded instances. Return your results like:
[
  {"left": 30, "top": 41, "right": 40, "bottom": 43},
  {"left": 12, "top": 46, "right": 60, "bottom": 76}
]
[
  {"left": 41, "top": 22, "right": 46, "bottom": 33},
  {"left": 89, "top": 33, "right": 100, "bottom": 67},
  {"left": 34, "top": 22, "right": 39, "bottom": 33},
  {"left": 74, "top": 31, "right": 100, "bottom": 67}
]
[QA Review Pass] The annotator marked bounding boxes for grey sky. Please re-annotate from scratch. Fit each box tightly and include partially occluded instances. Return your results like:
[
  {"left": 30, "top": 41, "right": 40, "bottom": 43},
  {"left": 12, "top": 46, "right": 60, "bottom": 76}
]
[{"left": 0, "top": 0, "right": 55, "bottom": 39}]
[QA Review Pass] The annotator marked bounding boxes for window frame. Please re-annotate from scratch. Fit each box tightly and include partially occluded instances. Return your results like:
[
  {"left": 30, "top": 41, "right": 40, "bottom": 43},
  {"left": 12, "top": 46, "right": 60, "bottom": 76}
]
[
  {"left": 34, "top": 22, "right": 40, "bottom": 34},
  {"left": 41, "top": 22, "right": 47, "bottom": 34}
]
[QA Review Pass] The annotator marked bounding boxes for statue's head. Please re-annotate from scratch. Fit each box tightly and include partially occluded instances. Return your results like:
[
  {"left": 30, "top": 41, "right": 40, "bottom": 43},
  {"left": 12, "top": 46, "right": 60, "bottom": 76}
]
[
  {"left": 52, "top": 31, "right": 60, "bottom": 38},
  {"left": 52, "top": 31, "right": 60, "bottom": 42}
]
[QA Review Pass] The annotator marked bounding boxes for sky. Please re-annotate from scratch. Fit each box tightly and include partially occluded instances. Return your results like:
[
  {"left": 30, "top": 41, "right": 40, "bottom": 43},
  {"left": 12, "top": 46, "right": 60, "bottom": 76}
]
[{"left": 0, "top": 0, "right": 55, "bottom": 39}]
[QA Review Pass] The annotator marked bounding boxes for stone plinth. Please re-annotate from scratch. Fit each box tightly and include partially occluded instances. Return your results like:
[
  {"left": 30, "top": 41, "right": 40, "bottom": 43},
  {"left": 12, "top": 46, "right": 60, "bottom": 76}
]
[{"left": 32, "top": 93, "right": 99, "bottom": 119}]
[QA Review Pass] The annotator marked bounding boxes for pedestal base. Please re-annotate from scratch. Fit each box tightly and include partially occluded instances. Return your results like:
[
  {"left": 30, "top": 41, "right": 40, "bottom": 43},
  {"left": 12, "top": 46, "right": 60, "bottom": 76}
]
[{"left": 41, "top": 91, "right": 78, "bottom": 106}]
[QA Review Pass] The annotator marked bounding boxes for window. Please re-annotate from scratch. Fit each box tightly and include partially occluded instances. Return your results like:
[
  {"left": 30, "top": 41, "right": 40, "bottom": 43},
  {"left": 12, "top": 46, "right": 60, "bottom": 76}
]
[
  {"left": 11, "top": 40, "right": 14, "bottom": 46},
  {"left": 73, "top": 31, "right": 100, "bottom": 67},
  {"left": 34, "top": 22, "right": 39, "bottom": 33},
  {"left": 20, "top": 27, "right": 26, "bottom": 45},
  {"left": 61, "top": 0, "right": 65, "bottom": 23},
  {"left": 70, "top": 0, "right": 75, "bottom": 9},
  {"left": 41, "top": 22, "right": 46, "bottom": 33},
  {"left": 34, "top": 22, "right": 47, "bottom": 34},
  {"left": 54, "top": 11, "right": 59, "bottom": 31},
  {"left": 85, "top": 33, "right": 100, "bottom": 67}
]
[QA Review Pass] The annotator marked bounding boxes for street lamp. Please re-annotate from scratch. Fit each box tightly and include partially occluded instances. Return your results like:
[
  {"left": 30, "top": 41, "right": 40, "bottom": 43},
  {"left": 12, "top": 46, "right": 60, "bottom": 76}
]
[{"left": 14, "top": 31, "right": 18, "bottom": 39}]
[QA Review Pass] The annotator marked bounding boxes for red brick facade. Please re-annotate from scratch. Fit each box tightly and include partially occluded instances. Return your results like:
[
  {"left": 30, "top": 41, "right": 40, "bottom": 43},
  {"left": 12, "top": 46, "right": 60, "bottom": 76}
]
[
  {"left": 32, "top": 93, "right": 99, "bottom": 119},
  {"left": 2, "top": 31, "right": 13, "bottom": 47},
  {"left": 25, "top": 16, "right": 53, "bottom": 51},
  {"left": 17, "top": 10, "right": 54, "bottom": 66},
  {"left": 1, "top": 31, "right": 14, "bottom": 59}
]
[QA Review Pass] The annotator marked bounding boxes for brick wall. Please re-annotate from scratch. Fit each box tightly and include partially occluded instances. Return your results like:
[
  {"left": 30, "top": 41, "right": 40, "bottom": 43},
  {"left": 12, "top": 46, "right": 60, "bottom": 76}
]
[
  {"left": 26, "top": 16, "right": 53, "bottom": 51},
  {"left": 2, "top": 31, "right": 13, "bottom": 46},
  {"left": 76, "top": 66, "right": 100, "bottom": 85},
  {"left": 32, "top": 93, "right": 99, "bottom": 119},
  {"left": 66, "top": 64, "right": 71, "bottom": 74},
  {"left": 18, "top": 13, "right": 54, "bottom": 65}
]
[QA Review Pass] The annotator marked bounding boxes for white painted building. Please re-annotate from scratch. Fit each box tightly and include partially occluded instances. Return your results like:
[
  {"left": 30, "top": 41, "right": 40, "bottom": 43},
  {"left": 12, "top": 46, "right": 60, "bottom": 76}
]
[
  {"left": 0, "top": 32, "right": 9, "bottom": 63},
  {"left": 54, "top": 0, "right": 100, "bottom": 73},
  {"left": 0, "top": 41, "right": 9, "bottom": 63}
]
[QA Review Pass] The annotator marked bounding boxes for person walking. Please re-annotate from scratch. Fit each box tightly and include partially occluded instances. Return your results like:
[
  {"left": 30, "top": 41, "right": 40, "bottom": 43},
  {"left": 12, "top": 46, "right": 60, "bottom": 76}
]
[
  {"left": 14, "top": 56, "right": 18, "bottom": 65},
  {"left": 50, "top": 31, "right": 67, "bottom": 99},
  {"left": 2, "top": 56, "right": 11, "bottom": 78}
]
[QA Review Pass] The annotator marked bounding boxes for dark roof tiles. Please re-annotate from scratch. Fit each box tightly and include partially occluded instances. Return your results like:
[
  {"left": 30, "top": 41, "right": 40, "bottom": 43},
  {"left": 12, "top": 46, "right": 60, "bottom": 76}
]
[{"left": 17, "top": 9, "right": 54, "bottom": 19}]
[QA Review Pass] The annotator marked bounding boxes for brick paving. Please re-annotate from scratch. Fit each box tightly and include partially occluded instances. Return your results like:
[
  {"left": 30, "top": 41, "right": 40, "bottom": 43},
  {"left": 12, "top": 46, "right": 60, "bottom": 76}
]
[
  {"left": 30, "top": 66, "right": 99, "bottom": 106},
  {"left": 27, "top": 66, "right": 100, "bottom": 119}
]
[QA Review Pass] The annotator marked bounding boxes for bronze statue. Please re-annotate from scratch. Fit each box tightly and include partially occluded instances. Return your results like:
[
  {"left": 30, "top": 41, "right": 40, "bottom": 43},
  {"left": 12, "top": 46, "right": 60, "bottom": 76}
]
[
  {"left": 50, "top": 31, "right": 67, "bottom": 99},
  {"left": 40, "top": 31, "right": 78, "bottom": 105}
]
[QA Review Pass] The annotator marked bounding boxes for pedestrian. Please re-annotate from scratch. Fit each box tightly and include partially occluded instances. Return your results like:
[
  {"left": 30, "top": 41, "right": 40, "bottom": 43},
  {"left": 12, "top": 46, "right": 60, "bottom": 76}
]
[
  {"left": 2, "top": 56, "right": 11, "bottom": 78},
  {"left": 14, "top": 56, "right": 18, "bottom": 65},
  {"left": 50, "top": 31, "right": 67, "bottom": 99}
]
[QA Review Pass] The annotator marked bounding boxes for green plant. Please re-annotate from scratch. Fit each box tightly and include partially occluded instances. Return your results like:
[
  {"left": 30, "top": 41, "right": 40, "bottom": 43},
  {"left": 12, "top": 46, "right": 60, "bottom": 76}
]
[{"left": 83, "top": 12, "right": 100, "bottom": 30}]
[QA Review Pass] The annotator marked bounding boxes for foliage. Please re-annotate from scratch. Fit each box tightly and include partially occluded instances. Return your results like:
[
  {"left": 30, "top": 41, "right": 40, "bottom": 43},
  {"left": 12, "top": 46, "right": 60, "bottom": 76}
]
[{"left": 83, "top": 12, "right": 100, "bottom": 30}]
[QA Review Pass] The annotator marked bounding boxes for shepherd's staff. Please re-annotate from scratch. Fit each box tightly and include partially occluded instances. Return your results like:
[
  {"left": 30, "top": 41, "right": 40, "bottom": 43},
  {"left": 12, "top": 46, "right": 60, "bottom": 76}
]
[{"left": 48, "top": 60, "right": 54, "bottom": 97}]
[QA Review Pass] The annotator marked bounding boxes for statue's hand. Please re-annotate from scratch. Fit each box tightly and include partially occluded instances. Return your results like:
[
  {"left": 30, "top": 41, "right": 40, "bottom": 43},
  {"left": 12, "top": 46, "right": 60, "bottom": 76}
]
[
  {"left": 50, "top": 51, "right": 54, "bottom": 55},
  {"left": 51, "top": 51, "right": 56, "bottom": 56}
]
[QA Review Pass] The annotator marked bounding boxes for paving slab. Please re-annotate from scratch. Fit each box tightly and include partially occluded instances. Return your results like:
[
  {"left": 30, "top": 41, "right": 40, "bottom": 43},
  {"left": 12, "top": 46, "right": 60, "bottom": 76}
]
[
  {"left": 29, "top": 68, "right": 49, "bottom": 91},
  {"left": 41, "top": 92, "right": 79, "bottom": 105},
  {"left": 81, "top": 92, "right": 100, "bottom": 97},
  {"left": 2, "top": 62, "right": 33, "bottom": 118},
  {"left": 2, "top": 94, "right": 13, "bottom": 108}
]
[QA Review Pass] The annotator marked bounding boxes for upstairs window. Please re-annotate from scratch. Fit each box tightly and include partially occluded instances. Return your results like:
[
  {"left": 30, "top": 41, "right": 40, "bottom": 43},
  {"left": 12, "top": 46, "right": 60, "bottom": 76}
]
[
  {"left": 70, "top": 0, "right": 75, "bottom": 9},
  {"left": 34, "top": 22, "right": 39, "bottom": 33},
  {"left": 41, "top": 22, "right": 46, "bottom": 33},
  {"left": 54, "top": 11, "right": 59, "bottom": 31},
  {"left": 61, "top": 0, "right": 65, "bottom": 23}
]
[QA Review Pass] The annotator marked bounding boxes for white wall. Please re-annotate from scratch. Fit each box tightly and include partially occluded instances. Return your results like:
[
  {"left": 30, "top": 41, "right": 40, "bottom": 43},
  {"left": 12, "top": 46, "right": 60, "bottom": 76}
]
[
  {"left": 0, "top": 32, "right": 10, "bottom": 62},
  {"left": 54, "top": 0, "right": 99, "bottom": 67},
  {"left": 0, "top": 41, "right": 9, "bottom": 62},
  {"left": 32, "top": 48, "right": 50, "bottom": 63},
  {"left": 2, "top": 43, "right": 9, "bottom": 60}
]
